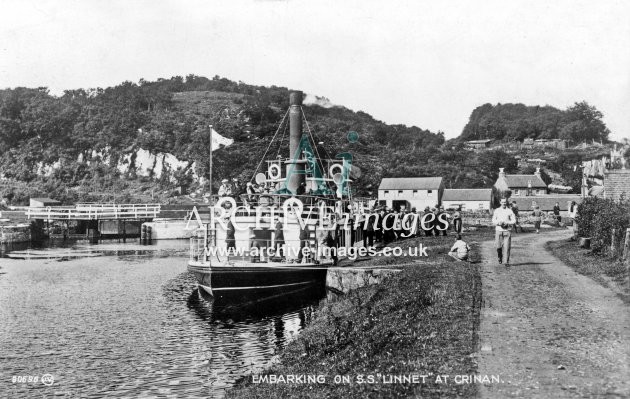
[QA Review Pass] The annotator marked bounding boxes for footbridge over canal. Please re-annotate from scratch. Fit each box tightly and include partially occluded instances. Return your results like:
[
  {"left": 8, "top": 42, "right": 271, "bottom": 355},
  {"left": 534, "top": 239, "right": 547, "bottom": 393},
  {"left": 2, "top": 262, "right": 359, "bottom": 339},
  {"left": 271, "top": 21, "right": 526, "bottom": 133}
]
[
  {"left": 26, "top": 203, "right": 161, "bottom": 221},
  {"left": 26, "top": 203, "right": 161, "bottom": 240}
]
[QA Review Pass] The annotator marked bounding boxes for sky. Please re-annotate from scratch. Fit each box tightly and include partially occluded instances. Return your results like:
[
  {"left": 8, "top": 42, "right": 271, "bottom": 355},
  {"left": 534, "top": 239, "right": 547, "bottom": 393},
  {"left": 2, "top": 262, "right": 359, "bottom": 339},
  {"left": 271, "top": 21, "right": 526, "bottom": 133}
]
[{"left": 1, "top": 0, "right": 629, "bottom": 141}]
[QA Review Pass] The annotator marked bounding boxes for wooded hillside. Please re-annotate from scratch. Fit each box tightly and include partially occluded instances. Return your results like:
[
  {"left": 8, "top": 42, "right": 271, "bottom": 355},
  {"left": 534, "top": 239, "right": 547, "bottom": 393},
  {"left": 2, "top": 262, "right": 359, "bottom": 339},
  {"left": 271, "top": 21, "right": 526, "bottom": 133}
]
[{"left": 0, "top": 75, "right": 620, "bottom": 204}]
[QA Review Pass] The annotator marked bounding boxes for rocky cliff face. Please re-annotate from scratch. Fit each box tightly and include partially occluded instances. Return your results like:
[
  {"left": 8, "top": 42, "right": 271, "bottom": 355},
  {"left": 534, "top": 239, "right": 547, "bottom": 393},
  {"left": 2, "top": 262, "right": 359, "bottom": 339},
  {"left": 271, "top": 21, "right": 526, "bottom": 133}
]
[{"left": 35, "top": 129, "right": 233, "bottom": 183}]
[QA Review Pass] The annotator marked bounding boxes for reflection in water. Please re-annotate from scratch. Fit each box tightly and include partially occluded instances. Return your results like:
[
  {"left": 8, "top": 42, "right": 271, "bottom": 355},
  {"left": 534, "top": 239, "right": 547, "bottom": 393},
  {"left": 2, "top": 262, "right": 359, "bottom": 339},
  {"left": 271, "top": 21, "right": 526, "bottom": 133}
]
[
  {"left": 191, "top": 284, "right": 324, "bottom": 323},
  {"left": 0, "top": 238, "right": 187, "bottom": 260},
  {"left": 177, "top": 282, "right": 326, "bottom": 396},
  {"left": 0, "top": 242, "right": 327, "bottom": 398}
]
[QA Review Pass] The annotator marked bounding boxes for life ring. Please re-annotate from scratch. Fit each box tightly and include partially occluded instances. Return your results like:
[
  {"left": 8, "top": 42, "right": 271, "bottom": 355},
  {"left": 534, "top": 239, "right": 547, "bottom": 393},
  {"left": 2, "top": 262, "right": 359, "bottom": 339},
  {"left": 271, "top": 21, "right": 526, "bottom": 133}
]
[
  {"left": 329, "top": 163, "right": 343, "bottom": 178},
  {"left": 268, "top": 163, "right": 282, "bottom": 180}
]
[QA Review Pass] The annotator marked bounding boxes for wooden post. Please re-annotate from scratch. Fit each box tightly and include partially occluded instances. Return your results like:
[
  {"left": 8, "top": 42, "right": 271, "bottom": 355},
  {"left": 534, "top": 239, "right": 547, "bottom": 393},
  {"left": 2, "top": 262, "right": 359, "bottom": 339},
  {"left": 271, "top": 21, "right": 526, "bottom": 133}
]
[
  {"left": 611, "top": 228, "right": 617, "bottom": 256},
  {"left": 623, "top": 228, "right": 630, "bottom": 290},
  {"left": 624, "top": 228, "right": 630, "bottom": 262}
]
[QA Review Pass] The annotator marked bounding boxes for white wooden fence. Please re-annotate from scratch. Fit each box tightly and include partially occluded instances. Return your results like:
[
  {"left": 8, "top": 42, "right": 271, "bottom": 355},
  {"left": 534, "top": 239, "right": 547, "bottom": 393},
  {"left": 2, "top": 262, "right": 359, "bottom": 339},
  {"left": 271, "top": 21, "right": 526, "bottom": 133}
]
[{"left": 26, "top": 203, "right": 160, "bottom": 220}]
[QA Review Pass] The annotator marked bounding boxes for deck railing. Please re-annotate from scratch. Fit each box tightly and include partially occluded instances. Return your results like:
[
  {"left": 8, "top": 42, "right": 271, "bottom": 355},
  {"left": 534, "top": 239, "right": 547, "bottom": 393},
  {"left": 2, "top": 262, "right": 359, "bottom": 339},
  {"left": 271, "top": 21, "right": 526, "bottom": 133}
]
[{"left": 189, "top": 236, "right": 331, "bottom": 264}]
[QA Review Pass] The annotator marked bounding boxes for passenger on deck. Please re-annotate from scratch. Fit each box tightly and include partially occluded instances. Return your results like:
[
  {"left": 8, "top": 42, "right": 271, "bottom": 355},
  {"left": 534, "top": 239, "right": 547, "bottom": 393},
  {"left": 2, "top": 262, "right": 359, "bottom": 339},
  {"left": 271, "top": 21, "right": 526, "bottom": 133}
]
[
  {"left": 218, "top": 179, "right": 233, "bottom": 197},
  {"left": 246, "top": 182, "right": 255, "bottom": 202},
  {"left": 226, "top": 219, "right": 236, "bottom": 254},
  {"left": 273, "top": 219, "right": 285, "bottom": 259},
  {"left": 323, "top": 222, "right": 339, "bottom": 266},
  {"left": 232, "top": 178, "right": 241, "bottom": 193},
  {"left": 249, "top": 232, "right": 259, "bottom": 262},
  {"left": 296, "top": 223, "right": 310, "bottom": 263}
]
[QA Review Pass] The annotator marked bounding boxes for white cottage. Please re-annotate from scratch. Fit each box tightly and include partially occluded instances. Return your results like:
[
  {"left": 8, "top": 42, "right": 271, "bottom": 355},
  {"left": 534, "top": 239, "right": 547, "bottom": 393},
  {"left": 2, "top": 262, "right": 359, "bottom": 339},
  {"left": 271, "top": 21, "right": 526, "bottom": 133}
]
[
  {"left": 378, "top": 177, "right": 444, "bottom": 211},
  {"left": 442, "top": 189, "right": 493, "bottom": 211}
]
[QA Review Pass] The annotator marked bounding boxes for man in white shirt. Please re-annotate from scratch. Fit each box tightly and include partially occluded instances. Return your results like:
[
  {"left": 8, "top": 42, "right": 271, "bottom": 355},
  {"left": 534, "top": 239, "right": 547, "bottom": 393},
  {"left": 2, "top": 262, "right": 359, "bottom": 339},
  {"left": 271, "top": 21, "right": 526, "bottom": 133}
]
[
  {"left": 448, "top": 234, "right": 471, "bottom": 262},
  {"left": 492, "top": 198, "right": 516, "bottom": 266}
]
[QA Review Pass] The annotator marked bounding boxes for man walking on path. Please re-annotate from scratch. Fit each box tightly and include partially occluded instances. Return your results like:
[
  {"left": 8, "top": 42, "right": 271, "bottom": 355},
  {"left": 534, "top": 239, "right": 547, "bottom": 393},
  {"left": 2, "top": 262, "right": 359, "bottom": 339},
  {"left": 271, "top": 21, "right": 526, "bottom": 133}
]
[
  {"left": 510, "top": 202, "right": 521, "bottom": 233},
  {"left": 553, "top": 202, "right": 561, "bottom": 223},
  {"left": 531, "top": 205, "right": 543, "bottom": 234},
  {"left": 492, "top": 198, "right": 516, "bottom": 266},
  {"left": 477, "top": 230, "right": 630, "bottom": 398}
]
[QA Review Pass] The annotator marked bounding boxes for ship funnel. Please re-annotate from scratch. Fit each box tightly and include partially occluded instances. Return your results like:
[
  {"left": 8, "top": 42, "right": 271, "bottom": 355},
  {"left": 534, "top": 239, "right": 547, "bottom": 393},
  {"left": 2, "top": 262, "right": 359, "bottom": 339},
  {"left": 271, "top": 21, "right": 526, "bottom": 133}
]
[{"left": 287, "top": 91, "right": 305, "bottom": 193}]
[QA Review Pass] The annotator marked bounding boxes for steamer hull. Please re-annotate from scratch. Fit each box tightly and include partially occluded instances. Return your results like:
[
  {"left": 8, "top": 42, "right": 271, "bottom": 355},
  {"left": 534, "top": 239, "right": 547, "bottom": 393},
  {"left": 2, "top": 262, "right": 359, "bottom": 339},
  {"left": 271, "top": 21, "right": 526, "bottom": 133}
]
[{"left": 187, "top": 260, "right": 328, "bottom": 301}]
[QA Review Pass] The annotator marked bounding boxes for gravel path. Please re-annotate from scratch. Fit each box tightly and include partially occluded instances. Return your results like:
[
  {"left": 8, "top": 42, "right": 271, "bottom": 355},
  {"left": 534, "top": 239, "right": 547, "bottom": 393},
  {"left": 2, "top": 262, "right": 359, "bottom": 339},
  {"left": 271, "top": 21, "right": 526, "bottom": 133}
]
[{"left": 477, "top": 229, "right": 630, "bottom": 398}]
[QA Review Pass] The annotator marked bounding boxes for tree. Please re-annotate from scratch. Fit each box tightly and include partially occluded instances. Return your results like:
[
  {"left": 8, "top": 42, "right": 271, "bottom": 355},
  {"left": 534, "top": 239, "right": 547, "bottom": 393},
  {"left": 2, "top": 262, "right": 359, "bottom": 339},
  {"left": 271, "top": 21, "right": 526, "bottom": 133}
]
[{"left": 560, "top": 101, "right": 609, "bottom": 142}]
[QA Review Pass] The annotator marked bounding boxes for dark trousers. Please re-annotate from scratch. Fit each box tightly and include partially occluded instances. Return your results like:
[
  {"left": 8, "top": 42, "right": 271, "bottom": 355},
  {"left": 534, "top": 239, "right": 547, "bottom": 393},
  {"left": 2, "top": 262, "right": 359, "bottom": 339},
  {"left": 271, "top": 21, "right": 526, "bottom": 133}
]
[
  {"left": 364, "top": 231, "right": 374, "bottom": 247},
  {"left": 274, "top": 241, "right": 285, "bottom": 258},
  {"left": 384, "top": 230, "right": 394, "bottom": 243},
  {"left": 453, "top": 219, "right": 462, "bottom": 233},
  {"left": 297, "top": 240, "right": 308, "bottom": 262}
]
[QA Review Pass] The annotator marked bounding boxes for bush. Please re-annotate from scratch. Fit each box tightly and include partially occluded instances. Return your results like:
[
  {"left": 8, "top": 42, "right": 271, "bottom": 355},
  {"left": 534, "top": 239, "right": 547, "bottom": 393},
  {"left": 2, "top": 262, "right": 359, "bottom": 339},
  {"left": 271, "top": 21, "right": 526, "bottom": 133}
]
[
  {"left": 576, "top": 196, "right": 630, "bottom": 257},
  {"left": 575, "top": 197, "right": 601, "bottom": 237}
]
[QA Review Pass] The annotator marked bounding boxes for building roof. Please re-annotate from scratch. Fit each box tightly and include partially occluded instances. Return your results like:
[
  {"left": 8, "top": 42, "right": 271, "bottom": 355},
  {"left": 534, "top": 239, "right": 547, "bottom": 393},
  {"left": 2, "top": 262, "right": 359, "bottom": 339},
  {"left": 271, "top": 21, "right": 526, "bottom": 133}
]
[
  {"left": 503, "top": 174, "right": 547, "bottom": 188},
  {"left": 30, "top": 197, "right": 60, "bottom": 203},
  {"left": 465, "top": 139, "right": 494, "bottom": 144},
  {"left": 442, "top": 189, "right": 492, "bottom": 201},
  {"left": 509, "top": 195, "right": 583, "bottom": 211},
  {"left": 378, "top": 177, "right": 443, "bottom": 190},
  {"left": 604, "top": 169, "right": 630, "bottom": 201}
]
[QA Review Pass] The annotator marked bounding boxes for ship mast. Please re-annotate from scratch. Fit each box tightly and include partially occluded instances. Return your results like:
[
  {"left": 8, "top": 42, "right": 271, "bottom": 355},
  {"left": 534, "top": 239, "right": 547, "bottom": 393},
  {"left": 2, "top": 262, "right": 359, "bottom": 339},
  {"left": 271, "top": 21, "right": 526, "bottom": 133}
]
[{"left": 208, "top": 124, "right": 213, "bottom": 205}]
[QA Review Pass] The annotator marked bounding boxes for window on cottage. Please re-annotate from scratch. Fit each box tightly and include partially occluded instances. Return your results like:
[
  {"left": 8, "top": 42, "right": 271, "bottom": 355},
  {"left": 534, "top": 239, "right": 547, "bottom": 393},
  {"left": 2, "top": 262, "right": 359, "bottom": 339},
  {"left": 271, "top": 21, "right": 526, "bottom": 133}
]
[
  {"left": 427, "top": 190, "right": 433, "bottom": 196},
  {"left": 384, "top": 190, "right": 389, "bottom": 196},
  {"left": 514, "top": 189, "right": 520, "bottom": 196},
  {"left": 413, "top": 190, "right": 418, "bottom": 197},
  {"left": 398, "top": 190, "right": 403, "bottom": 197}
]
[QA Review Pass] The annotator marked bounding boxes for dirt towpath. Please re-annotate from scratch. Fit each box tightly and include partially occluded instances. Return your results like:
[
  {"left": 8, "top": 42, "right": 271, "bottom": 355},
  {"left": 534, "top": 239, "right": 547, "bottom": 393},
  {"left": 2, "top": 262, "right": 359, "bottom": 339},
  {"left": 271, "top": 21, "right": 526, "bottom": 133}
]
[{"left": 476, "top": 229, "right": 629, "bottom": 398}]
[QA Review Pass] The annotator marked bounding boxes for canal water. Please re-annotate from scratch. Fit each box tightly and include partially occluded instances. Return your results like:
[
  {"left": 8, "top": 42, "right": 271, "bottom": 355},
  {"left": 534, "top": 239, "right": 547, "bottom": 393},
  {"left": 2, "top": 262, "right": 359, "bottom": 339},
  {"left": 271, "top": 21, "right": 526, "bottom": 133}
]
[{"left": 0, "top": 239, "right": 326, "bottom": 398}]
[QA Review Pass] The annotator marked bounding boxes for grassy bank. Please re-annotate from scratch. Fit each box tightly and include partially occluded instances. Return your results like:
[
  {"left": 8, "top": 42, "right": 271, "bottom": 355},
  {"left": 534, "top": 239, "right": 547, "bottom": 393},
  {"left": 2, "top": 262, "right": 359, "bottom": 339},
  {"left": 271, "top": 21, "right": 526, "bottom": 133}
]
[
  {"left": 227, "top": 231, "right": 489, "bottom": 398},
  {"left": 546, "top": 239, "right": 630, "bottom": 303}
]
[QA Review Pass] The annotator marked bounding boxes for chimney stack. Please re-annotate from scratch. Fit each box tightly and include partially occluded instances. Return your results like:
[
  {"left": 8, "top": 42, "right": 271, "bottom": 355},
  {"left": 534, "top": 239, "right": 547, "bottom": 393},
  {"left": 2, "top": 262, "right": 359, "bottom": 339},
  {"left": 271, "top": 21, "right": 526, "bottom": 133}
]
[
  {"left": 499, "top": 168, "right": 505, "bottom": 177},
  {"left": 534, "top": 168, "right": 541, "bottom": 178}
]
